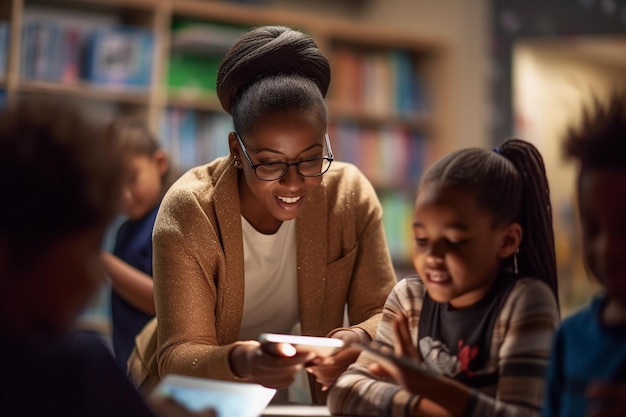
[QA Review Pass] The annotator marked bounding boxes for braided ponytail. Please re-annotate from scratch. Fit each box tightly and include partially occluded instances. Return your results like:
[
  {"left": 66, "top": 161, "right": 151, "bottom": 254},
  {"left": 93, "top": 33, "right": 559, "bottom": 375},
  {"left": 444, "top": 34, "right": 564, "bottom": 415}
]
[{"left": 499, "top": 139, "right": 558, "bottom": 304}]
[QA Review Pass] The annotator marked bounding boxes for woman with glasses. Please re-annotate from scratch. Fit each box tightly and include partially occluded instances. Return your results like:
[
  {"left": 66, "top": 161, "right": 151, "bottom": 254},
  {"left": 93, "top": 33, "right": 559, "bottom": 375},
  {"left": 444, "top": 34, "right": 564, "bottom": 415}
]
[{"left": 128, "top": 25, "right": 397, "bottom": 405}]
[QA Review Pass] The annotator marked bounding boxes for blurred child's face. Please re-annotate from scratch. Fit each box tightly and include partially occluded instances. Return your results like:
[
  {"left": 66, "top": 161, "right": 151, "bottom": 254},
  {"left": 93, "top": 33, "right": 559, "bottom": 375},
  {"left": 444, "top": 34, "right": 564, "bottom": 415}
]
[
  {"left": 123, "top": 151, "right": 168, "bottom": 221},
  {"left": 231, "top": 109, "right": 326, "bottom": 234},
  {"left": 579, "top": 170, "right": 626, "bottom": 306},
  {"left": 412, "top": 183, "right": 520, "bottom": 308}
]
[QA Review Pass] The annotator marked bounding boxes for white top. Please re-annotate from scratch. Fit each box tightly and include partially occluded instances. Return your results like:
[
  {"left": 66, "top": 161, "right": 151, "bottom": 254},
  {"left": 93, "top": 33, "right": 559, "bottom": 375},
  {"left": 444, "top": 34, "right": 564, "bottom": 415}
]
[{"left": 238, "top": 216, "right": 299, "bottom": 341}]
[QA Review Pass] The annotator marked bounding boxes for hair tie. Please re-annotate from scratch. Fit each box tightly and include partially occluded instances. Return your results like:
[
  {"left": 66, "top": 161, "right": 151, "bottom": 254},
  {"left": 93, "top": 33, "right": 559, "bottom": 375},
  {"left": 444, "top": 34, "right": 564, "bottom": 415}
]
[{"left": 492, "top": 147, "right": 500, "bottom": 154}]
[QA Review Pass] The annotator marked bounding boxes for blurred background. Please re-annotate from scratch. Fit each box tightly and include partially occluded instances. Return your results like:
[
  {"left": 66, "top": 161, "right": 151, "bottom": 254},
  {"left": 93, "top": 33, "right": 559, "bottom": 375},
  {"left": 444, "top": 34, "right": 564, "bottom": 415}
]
[{"left": 1, "top": 0, "right": 624, "bottom": 332}]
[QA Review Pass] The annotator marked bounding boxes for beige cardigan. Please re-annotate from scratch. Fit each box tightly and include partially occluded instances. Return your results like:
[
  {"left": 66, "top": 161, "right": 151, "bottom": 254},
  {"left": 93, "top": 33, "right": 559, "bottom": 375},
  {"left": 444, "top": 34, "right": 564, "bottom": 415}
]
[{"left": 128, "top": 156, "right": 397, "bottom": 403}]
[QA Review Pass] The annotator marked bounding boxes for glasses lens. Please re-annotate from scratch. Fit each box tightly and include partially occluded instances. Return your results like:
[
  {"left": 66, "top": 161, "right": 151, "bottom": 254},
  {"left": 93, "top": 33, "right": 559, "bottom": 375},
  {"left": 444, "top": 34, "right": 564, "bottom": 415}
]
[
  {"left": 256, "top": 163, "right": 288, "bottom": 180},
  {"left": 298, "top": 158, "right": 331, "bottom": 177},
  {"left": 254, "top": 158, "right": 333, "bottom": 181}
]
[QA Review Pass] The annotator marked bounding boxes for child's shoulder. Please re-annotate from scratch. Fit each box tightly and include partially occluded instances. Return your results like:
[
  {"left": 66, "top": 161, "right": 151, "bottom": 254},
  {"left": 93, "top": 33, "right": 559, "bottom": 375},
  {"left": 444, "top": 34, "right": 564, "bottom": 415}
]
[
  {"left": 511, "top": 276, "right": 553, "bottom": 294},
  {"left": 560, "top": 293, "right": 605, "bottom": 329},
  {"left": 394, "top": 274, "right": 427, "bottom": 296},
  {"left": 399, "top": 274, "right": 425, "bottom": 287},
  {"left": 501, "top": 276, "right": 559, "bottom": 317}
]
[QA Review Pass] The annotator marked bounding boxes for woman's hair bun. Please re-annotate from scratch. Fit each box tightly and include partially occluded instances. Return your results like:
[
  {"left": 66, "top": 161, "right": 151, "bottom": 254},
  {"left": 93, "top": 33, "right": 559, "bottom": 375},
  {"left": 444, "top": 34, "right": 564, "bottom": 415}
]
[{"left": 216, "top": 25, "right": 331, "bottom": 114}]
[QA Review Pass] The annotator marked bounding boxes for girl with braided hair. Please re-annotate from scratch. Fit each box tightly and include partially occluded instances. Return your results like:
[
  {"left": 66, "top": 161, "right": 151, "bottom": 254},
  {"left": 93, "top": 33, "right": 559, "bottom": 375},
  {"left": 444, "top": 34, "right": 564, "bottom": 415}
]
[
  {"left": 128, "top": 25, "right": 396, "bottom": 404},
  {"left": 328, "top": 138, "right": 560, "bottom": 417}
]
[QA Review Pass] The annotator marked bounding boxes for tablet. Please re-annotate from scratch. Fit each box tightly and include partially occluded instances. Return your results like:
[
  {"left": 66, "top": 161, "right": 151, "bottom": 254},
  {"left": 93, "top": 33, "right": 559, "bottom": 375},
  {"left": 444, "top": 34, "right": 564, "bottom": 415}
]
[
  {"left": 151, "top": 374, "right": 276, "bottom": 417},
  {"left": 353, "top": 341, "right": 440, "bottom": 378},
  {"left": 258, "top": 333, "right": 345, "bottom": 358}
]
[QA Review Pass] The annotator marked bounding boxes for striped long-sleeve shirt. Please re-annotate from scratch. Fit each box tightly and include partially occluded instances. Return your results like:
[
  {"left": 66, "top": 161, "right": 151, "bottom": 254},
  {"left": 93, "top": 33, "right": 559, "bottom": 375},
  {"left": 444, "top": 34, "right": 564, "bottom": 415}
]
[{"left": 328, "top": 275, "right": 559, "bottom": 417}]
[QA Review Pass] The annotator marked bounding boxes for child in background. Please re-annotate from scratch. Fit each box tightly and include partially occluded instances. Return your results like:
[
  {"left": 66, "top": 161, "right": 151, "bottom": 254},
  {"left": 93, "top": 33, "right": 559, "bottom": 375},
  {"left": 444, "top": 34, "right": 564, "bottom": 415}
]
[
  {"left": 328, "top": 138, "right": 560, "bottom": 417},
  {"left": 0, "top": 97, "right": 212, "bottom": 417},
  {"left": 101, "top": 119, "right": 175, "bottom": 371},
  {"left": 541, "top": 94, "right": 626, "bottom": 417}
]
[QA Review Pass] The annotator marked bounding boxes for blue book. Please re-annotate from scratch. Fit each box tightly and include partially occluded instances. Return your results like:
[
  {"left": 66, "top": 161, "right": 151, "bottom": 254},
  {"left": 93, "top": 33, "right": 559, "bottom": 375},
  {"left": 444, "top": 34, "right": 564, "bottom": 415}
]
[
  {"left": 0, "top": 22, "right": 9, "bottom": 76},
  {"left": 83, "top": 26, "right": 154, "bottom": 88},
  {"left": 390, "top": 50, "right": 415, "bottom": 117},
  {"left": 179, "top": 110, "right": 197, "bottom": 168}
]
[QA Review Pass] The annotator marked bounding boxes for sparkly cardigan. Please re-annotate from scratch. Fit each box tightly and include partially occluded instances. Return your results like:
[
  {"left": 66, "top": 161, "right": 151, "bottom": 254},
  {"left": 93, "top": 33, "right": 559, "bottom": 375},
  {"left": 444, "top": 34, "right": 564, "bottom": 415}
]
[{"left": 128, "top": 156, "right": 397, "bottom": 403}]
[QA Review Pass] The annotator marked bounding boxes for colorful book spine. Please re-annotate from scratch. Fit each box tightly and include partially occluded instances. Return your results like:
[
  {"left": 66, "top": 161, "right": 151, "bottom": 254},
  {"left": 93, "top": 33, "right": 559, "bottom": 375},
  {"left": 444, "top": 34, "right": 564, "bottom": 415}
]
[
  {"left": 330, "top": 122, "right": 427, "bottom": 188},
  {"left": 161, "top": 108, "right": 234, "bottom": 170},
  {"left": 330, "top": 47, "right": 429, "bottom": 118},
  {"left": 20, "top": 20, "right": 85, "bottom": 83},
  {"left": 0, "top": 22, "right": 9, "bottom": 76}
]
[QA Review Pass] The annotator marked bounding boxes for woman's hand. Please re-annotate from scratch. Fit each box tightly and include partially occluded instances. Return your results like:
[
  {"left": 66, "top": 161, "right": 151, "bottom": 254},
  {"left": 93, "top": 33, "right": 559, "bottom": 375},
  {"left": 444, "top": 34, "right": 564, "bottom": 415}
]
[
  {"left": 230, "top": 341, "right": 315, "bottom": 389},
  {"left": 305, "top": 328, "right": 368, "bottom": 391}
]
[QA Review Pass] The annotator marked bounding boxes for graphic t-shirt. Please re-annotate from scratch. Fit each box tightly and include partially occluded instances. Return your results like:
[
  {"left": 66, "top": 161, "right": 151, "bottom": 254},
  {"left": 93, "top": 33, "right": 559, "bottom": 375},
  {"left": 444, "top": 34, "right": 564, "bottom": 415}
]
[{"left": 418, "top": 272, "right": 516, "bottom": 387}]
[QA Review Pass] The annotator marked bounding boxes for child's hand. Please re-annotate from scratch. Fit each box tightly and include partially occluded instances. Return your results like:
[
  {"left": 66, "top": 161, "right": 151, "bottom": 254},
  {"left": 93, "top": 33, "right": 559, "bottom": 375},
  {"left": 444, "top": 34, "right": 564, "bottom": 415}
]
[
  {"left": 367, "top": 313, "right": 437, "bottom": 394},
  {"left": 587, "top": 382, "right": 626, "bottom": 417},
  {"left": 305, "top": 329, "right": 365, "bottom": 390},
  {"left": 391, "top": 312, "right": 420, "bottom": 359},
  {"left": 305, "top": 346, "right": 361, "bottom": 390}
]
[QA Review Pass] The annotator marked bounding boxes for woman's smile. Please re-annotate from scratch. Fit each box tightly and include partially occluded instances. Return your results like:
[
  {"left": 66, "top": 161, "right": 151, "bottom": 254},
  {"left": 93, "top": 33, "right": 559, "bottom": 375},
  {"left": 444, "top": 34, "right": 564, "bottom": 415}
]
[{"left": 275, "top": 194, "right": 305, "bottom": 211}]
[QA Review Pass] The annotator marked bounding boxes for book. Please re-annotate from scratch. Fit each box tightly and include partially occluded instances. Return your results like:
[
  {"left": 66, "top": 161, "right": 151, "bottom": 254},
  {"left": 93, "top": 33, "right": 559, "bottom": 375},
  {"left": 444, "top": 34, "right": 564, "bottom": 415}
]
[
  {"left": 83, "top": 26, "right": 153, "bottom": 88},
  {"left": 0, "top": 22, "right": 9, "bottom": 76}
]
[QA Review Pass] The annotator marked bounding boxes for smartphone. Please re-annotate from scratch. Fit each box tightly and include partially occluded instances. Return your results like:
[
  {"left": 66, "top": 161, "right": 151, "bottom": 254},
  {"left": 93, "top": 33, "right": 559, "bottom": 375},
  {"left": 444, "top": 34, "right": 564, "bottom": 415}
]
[
  {"left": 353, "top": 341, "right": 440, "bottom": 378},
  {"left": 258, "top": 333, "right": 345, "bottom": 358}
]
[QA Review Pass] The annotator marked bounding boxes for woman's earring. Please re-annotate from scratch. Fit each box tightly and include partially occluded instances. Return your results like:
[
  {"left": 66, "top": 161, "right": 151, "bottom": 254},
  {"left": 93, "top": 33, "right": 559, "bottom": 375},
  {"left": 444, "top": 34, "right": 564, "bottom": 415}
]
[
  {"left": 513, "top": 248, "right": 519, "bottom": 275},
  {"left": 233, "top": 157, "right": 239, "bottom": 167}
]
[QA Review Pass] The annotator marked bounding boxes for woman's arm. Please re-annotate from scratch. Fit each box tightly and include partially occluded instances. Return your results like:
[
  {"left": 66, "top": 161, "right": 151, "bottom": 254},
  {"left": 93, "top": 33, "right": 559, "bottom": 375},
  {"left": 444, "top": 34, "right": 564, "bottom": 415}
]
[
  {"left": 152, "top": 184, "right": 238, "bottom": 380},
  {"left": 101, "top": 250, "right": 155, "bottom": 315}
]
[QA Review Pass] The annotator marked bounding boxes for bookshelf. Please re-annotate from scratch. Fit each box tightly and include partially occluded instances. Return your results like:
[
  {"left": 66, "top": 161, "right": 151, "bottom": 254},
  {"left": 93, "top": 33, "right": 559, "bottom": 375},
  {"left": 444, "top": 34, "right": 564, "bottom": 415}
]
[{"left": 3, "top": 0, "right": 450, "bottom": 275}]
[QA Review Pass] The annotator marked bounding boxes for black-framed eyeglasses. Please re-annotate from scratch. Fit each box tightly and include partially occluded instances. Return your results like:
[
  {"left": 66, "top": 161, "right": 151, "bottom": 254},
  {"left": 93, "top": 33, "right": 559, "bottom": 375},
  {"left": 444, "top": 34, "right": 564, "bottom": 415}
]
[{"left": 234, "top": 131, "right": 334, "bottom": 181}]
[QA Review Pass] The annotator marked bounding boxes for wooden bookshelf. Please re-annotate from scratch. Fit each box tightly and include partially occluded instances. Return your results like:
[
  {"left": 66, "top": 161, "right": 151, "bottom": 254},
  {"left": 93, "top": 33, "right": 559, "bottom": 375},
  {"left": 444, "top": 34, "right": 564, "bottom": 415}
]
[
  {"left": 3, "top": 0, "right": 451, "bottom": 272},
  {"left": 18, "top": 79, "right": 151, "bottom": 104}
]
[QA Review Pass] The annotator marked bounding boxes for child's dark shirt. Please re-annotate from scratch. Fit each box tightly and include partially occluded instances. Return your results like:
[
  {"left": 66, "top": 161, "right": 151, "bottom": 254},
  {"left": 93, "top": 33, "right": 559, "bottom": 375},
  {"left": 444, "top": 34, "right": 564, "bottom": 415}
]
[{"left": 111, "top": 204, "right": 159, "bottom": 371}]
